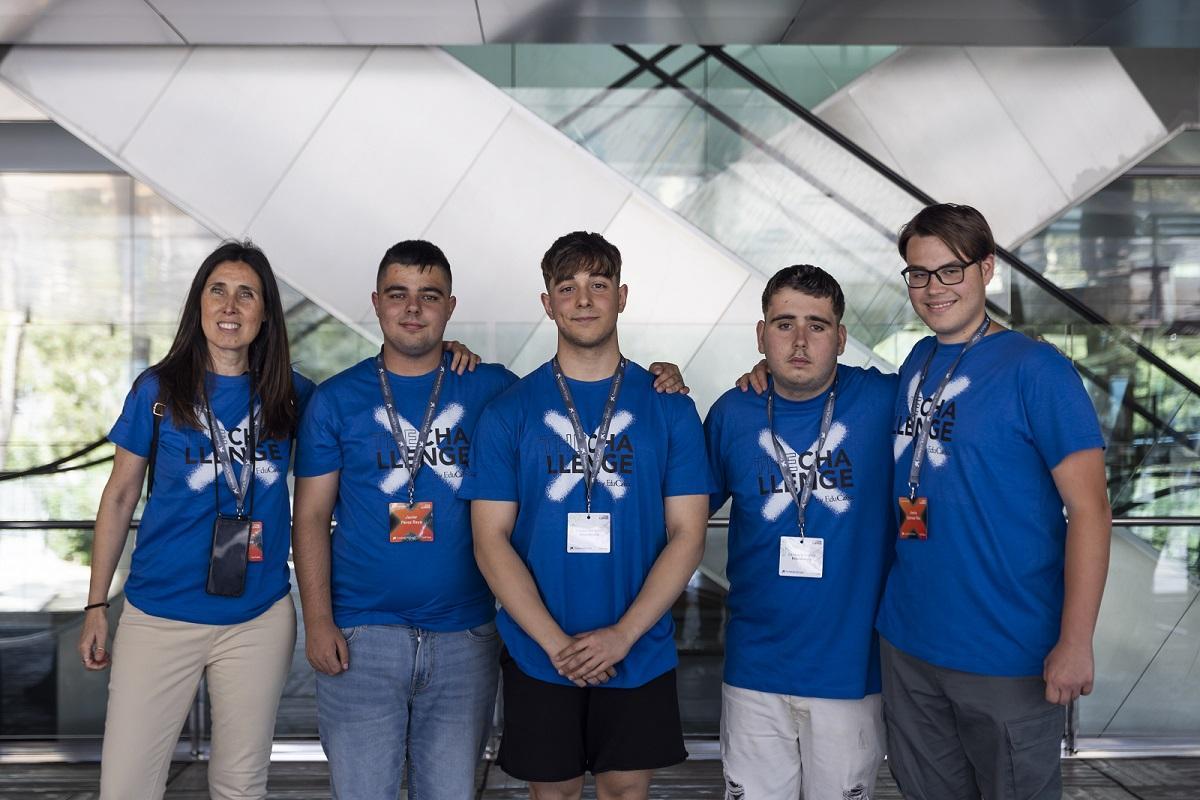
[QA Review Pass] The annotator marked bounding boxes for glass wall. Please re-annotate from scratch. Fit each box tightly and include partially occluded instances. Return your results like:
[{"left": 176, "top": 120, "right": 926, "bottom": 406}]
[{"left": 0, "top": 166, "right": 370, "bottom": 739}]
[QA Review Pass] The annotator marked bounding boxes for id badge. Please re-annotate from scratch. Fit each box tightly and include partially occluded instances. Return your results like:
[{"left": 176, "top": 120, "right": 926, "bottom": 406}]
[
  {"left": 389, "top": 502, "right": 434, "bottom": 542},
  {"left": 566, "top": 512, "right": 610, "bottom": 554},
  {"left": 247, "top": 521, "right": 264, "bottom": 562},
  {"left": 207, "top": 514, "right": 251, "bottom": 597},
  {"left": 779, "top": 536, "right": 823, "bottom": 578},
  {"left": 898, "top": 497, "right": 929, "bottom": 540}
]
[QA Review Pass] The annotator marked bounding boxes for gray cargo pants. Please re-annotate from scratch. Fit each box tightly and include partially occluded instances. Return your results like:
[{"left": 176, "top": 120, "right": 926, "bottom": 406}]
[{"left": 881, "top": 638, "right": 1065, "bottom": 800}]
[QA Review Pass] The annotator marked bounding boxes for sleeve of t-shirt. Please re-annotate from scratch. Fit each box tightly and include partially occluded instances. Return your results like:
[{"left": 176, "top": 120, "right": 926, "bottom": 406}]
[
  {"left": 457, "top": 399, "right": 519, "bottom": 501},
  {"left": 108, "top": 373, "right": 156, "bottom": 457},
  {"left": 703, "top": 400, "right": 731, "bottom": 515},
  {"left": 1023, "top": 347, "right": 1107, "bottom": 470},
  {"left": 662, "top": 395, "right": 714, "bottom": 497},
  {"left": 294, "top": 386, "right": 343, "bottom": 477}
]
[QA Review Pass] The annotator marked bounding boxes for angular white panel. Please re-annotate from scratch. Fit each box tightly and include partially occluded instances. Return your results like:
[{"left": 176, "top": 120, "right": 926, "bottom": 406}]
[
  {"left": 678, "top": 279, "right": 768, "bottom": 415},
  {"left": 816, "top": 45, "right": 1173, "bottom": 248},
  {"left": 249, "top": 48, "right": 513, "bottom": 331},
  {"left": 0, "top": 80, "right": 45, "bottom": 120},
  {"left": 603, "top": 193, "right": 747, "bottom": 325},
  {"left": 424, "top": 109, "right": 631, "bottom": 324},
  {"left": 121, "top": 47, "right": 369, "bottom": 237},
  {"left": 0, "top": 46, "right": 188, "bottom": 155},
  {"left": 965, "top": 47, "right": 1166, "bottom": 238},
  {"left": 841, "top": 47, "right": 1070, "bottom": 246}
]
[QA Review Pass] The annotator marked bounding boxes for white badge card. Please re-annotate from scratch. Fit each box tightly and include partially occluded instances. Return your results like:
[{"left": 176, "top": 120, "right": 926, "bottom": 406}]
[
  {"left": 779, "top": 536, "right": 824, "bottom": 578},
  {"left": 567, "top": 513, "right": 611, "bottom": 554}
]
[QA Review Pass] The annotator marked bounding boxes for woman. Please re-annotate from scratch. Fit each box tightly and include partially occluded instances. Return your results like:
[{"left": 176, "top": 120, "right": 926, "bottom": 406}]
[{"left": 79, "top": 241, "right": 313, "bottom": 800}]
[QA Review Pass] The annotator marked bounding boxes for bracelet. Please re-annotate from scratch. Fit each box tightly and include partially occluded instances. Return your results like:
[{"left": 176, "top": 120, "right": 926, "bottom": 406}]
[{"left": 83, "top": 602, "right": 110, "bottom": 611}]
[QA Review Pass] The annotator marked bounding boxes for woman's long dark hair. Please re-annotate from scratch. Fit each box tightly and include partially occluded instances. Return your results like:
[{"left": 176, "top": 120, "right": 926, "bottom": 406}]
[{"left": 148, "top": 241, "right": 297, "bottom": 440}]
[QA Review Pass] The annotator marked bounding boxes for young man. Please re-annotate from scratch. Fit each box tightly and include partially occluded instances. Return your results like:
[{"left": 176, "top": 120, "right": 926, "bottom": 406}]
[
  {"left": 292, "top": 240, "right": 516, "bottom": 800},
  {"left": 292, "top": 241, "right": 688, "bottom": 798},
  {"left": 705, "top": 265, "right": 895, "bottom": 800},
  {"left": 463, "top": 231, "right": 711, "bottom": 800},
  {"left": 878, "top": 204, "right": 1111, "bottom": 799}
]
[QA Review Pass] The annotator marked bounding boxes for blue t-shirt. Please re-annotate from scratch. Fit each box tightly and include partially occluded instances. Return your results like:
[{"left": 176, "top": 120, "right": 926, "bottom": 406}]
[
  {"left": 876, "top": 330, "right": 1106, "bottom": 676},
  {"left": 294, "top": 354, "right": 516, "bottom": 631},
  {"left": 706, "top": 365, "right": 898, "bottom": 699},
  {"left": 109, "top": 369, "right": 315, "bottom": 625},
  {"left": 458, "top": 359, "right": 711, "bottom": 689}
]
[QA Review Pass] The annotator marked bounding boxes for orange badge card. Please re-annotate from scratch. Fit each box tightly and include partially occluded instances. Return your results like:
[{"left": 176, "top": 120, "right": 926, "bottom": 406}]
[
  {"left": 898, "top": 497, "right": 928, "bottom": 540},
  {"left": 247, "top": 520, "right": 264, "bottom": 561},
  {"left": 389, "top": 502, "right": 434, "bottom": 542}
]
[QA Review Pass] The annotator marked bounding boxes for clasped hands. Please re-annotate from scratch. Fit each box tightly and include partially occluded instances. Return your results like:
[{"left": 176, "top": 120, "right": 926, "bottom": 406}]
[{"left": 550, "top": 625, "right": 635, "bottom": 687}]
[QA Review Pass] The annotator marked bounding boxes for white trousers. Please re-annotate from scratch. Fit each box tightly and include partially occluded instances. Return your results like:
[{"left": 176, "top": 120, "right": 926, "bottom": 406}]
[
  {"left": 720, "top": 682, "right": 885, "bottom": 800},
  {"left": 99, "top": 597, "right": 296, "bottom": 800}
]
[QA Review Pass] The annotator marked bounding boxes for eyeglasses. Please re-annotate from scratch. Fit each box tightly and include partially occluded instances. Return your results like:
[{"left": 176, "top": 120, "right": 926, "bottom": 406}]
[{"left": 900, "top": 261, "right": 979, "bottom": 289}]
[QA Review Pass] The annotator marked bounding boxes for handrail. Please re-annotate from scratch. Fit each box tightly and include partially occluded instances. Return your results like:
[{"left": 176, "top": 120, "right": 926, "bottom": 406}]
[{"left": 694, "top": 45, "right": 1200, "bottom": 402}]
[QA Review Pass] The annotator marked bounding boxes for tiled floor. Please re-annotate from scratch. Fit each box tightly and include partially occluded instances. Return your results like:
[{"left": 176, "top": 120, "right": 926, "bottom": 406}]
[{"left": 1, "top": 757, "right": 1198, "bottom": 799}]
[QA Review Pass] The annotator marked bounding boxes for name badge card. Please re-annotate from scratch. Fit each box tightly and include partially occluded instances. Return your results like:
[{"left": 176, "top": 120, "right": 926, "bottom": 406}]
[
  {"left": 247, "top": 521, "right": 264, "bottom": 562},
  {"left": 779, "top": 536, "right": 824, "bottom": 578},
  {"left": 567, "top": 512, "right": 611, "bottom": 554},
  {"left": 389, "top": 502, "right": 434, "bottom": 542}
]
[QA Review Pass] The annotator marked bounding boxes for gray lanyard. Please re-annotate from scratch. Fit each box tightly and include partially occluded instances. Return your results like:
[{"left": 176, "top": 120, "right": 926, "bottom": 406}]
[
  {"left": 551, "top": 356, "right": 627, "bottom": 515},
  {"left": 375, "top": 350, "right": 446, "bottom": 508},
  {"left": 905, "top": 315, "right": 991, "bottom": 499},
  {"left": 767, "top": 377, "right": 837, "bottom": 540},
  {"left": 198, "top": 379, "right": 257, "bottom": 519}
]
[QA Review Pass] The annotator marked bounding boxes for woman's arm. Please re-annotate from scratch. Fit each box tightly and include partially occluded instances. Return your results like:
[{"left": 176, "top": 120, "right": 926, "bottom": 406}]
[{"left": 79, "top": 446, "right": 147, "bottom": 670}]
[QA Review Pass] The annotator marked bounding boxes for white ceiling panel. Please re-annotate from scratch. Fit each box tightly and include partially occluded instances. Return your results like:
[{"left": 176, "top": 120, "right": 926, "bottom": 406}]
[
  {"left": 965, "top": 46, "right": 1167, "bottom": 223},
  {"left": 249, "top": 47, "right": 514, "bottom": 330},
  {"left": 120, "top": 46, "right": 369, "bottom": 237},
  {"left": 423, "top": 108, "right": 632, "bottom": 324},
  {"left": 0, "top": 79, "right": 46, "bottom": 120},
  {"left": 0, "top": 46, "right": 188, "bottom": 155},
  {"left": 841, "top": 46, "right": 1069, "bottom": 246},
  {"left": 603, "top": 192, "right": 747, "bottom": 325}
]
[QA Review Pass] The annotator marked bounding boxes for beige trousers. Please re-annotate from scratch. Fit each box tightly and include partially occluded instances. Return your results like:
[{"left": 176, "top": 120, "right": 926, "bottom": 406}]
[{"left": 99, "top": 596, "right": 296, "bottom": 800}]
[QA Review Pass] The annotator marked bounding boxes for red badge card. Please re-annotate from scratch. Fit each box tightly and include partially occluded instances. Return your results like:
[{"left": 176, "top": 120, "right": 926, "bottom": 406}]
[
  {"left": 389, "top": 502, "right": 434, "bottom": 542},
  {"left": 898, "top": 497, "right": 928, "bottom": 540},
  {"left": 247, "top": 520, "right": 264, "bottom": 562}
]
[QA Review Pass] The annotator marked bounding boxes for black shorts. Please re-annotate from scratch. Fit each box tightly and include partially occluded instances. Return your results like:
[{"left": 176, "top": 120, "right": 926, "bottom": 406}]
[{"left": 497, "top": 648, "right": 688, "bottom": 782}]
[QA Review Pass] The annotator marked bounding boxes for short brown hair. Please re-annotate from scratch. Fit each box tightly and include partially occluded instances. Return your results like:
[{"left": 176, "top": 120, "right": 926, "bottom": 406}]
[
  {"left": 898, "top": 203, "right": 995, "bottom": 264},
  {"left": 762, "top": 264, "right": 845, "bottom": 321},
  {"left": 541, "top": 231, "right": 621, "bottom": 288}
]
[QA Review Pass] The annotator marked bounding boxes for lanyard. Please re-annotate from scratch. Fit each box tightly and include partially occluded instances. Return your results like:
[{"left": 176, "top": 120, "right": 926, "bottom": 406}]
[
  {"left": 198, "top": 377, "right": 258, "bottom": 518},
  {"left": 905, "top": 315, "right": 991, "bottom": 499},
  {"left": 376, "top": 349, "right": 446, "bottom": 508},
  {"left": 767, "top": 376, "right": 837, "bottom": 539},
  {"left": 551, "top": 356, "right": 627, "bottom": 515}
]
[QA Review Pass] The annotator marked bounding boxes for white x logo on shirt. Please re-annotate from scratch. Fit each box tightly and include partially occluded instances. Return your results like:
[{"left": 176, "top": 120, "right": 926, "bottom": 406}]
[
  {"left": 374, "top": 403, "right": 466, "bottom": 495},
  {"left": 757, "top": 422, "right": 850, "bottom": 522},
  {"left": 543, "top": 409, "right": 634, "bottom": 503},
  {"left": 186, "top": 411, "right": 280, "bottom": 493},
  {"left": 893, "top": 373, "right": 970, "bottom": 468}
]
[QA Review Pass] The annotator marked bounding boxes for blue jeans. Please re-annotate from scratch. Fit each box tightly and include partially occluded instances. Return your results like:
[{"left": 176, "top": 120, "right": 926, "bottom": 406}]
[{"left": 316, "top": 621, "right": 500, "bottom": 800}]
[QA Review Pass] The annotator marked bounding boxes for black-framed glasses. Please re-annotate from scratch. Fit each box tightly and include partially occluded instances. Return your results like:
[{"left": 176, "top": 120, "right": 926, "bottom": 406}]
[{"left": 900, "top": 261, "right": 979, "bottom": 288}]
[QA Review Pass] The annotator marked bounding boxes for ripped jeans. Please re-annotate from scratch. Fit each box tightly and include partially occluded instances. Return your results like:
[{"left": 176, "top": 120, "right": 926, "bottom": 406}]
[{"left": 720, "top": 682, "right": 884, "bottom": 799}]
